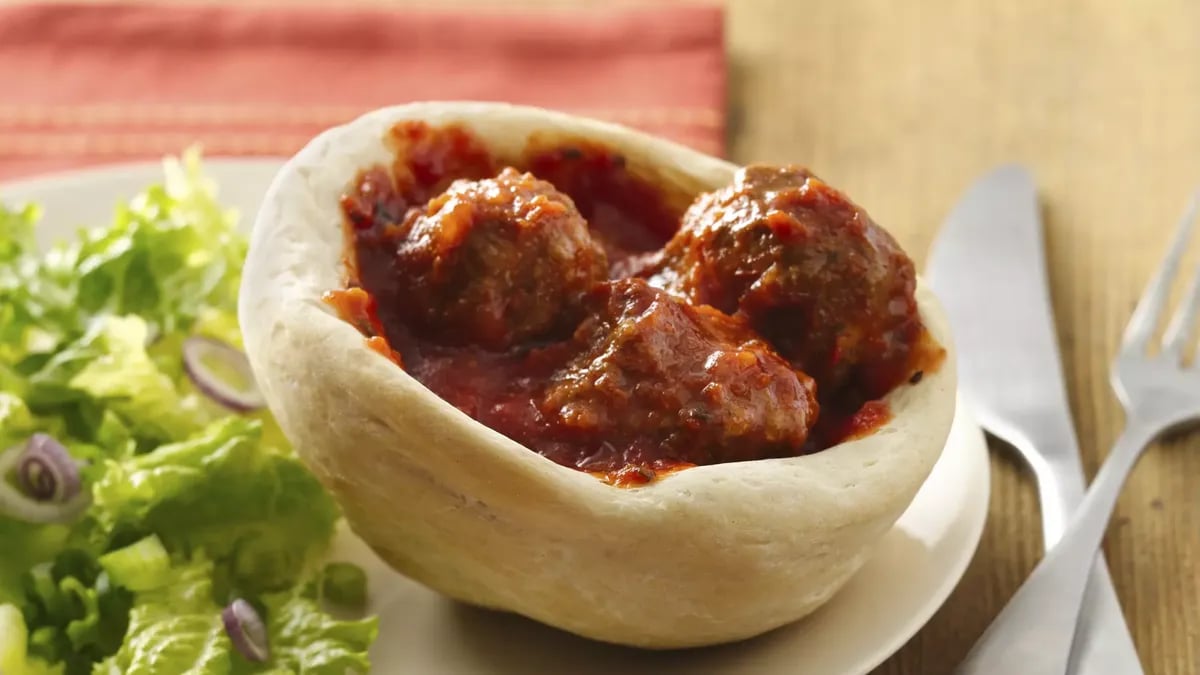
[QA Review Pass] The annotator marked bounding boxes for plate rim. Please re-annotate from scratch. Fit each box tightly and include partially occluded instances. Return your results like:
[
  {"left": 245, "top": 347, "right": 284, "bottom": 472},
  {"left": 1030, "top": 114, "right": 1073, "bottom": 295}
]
[{"left": 857, "top": 401, "right": 990, "bottom": 674}]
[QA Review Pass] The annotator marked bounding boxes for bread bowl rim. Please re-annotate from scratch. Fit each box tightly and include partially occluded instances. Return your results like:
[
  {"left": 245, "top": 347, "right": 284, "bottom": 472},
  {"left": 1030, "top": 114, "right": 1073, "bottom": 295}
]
[{"left": 239, "top": 98, "right": 957, "bottom": 542}]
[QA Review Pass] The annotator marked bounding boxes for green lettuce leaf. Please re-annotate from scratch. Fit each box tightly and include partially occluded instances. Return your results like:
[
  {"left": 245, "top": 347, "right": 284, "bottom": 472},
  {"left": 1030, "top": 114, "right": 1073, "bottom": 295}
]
[
  {"left": 98, "top": 556, "right": 377, "bottom": 675},
  {"left": 22, "top": 315, "right": 212, "bottom": 446},
  {"left": 74, "top": 149, "right": 245, "bottom": 339},
  {"left": 88, "top": 418, "right": 339, "bottom": 595},
  {"left": 0, "top": 520, "right": 70, "bottom": 607},
  {"left": 0, "top": 202, "right": 38, "bottom": 263},
  {"left": 142, "top": 307, "right": 289, "bottom": 451},
  {"left": 0, "top": 204, "right": 82, "bottom": 370},
  {"left": 2, "top": 148, "right": 244, "bottom": 400},
  {"left": 247, "top": 591, "right": 378, "bottom": 675},
  {"left": 97, "top": 535, "right": 171, "bottom": 593},
  {"left": 96, "top": 556, "right": 230, "bottom": 675},
  {"left": 315, "top": 562, "right": 368, "bottom": 611},
  {"left": 18, "top": 549, "right": 132, "bottom": 674},
  {"left": 0, "top": 604, "right": 63, "bottom": 675},
  {"left": 0, "top": 391, "right": 36, "bottom": 447}
]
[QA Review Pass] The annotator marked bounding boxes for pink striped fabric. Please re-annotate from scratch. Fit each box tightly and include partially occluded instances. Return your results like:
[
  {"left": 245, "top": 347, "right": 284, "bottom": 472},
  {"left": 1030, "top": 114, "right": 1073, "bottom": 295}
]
[{"left": 0, "top": 2, "right": 726, "bottom": 179}]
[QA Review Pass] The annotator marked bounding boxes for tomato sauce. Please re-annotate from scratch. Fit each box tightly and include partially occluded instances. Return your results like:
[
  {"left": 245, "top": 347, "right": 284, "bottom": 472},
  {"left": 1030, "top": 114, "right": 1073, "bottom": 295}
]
[{"left": 325, "top": 121, "right": 940, "bottom": 485}]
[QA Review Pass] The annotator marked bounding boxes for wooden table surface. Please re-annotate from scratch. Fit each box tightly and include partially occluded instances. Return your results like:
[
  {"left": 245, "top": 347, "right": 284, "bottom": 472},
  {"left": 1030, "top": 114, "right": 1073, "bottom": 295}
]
[{"left": 24, "top": 0, "right": 1200, "bottom": 672}]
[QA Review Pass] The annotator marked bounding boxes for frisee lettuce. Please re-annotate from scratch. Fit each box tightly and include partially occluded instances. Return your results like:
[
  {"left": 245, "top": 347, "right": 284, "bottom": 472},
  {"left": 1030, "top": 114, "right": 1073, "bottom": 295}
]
[{"left": 0, "top": 151, "right": 376, "bottom": 673}]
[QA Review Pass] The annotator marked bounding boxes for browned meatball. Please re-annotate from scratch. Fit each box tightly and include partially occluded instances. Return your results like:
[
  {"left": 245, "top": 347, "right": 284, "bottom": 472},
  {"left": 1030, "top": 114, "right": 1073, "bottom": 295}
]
[
  {"left": 540, "top": 278, "right": 818, "bottom": 471},
  {"left": 650, "top": 165, "right": 921, "bottom": 402},
  {"left": 390, "top": 168, "right": 609, "bottom": 350}
]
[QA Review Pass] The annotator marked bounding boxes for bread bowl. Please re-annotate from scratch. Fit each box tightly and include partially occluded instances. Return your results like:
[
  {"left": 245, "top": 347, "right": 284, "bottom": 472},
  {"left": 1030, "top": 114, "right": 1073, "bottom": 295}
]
[{"left": 238, "top": 101, "right": 957, "bottom": 649}]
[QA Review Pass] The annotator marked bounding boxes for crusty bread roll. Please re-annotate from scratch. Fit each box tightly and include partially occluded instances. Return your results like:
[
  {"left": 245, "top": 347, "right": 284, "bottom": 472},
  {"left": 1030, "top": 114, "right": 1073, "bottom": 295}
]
[{"left": 238, "top": 102, "right": 957, "bottom": 649}]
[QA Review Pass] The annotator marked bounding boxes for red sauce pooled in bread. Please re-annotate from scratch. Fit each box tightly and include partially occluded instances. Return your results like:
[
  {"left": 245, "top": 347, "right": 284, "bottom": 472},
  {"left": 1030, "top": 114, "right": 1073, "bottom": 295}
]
[{"left": 327, "top": 121, "right": 943, "bottom": 484}]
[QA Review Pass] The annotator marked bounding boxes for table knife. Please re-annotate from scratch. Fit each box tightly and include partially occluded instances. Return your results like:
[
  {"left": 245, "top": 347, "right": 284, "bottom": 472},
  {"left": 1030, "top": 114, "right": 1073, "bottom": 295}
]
[{"left": 925, "top": 165, "right": 1143, "bottom": 674}]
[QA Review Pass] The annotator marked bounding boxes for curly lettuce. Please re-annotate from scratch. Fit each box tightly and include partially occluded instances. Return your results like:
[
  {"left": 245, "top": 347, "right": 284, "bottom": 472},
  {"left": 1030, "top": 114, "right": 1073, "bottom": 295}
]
[{"left": 73, "top": 150, "right": 246, "bottom": 338}]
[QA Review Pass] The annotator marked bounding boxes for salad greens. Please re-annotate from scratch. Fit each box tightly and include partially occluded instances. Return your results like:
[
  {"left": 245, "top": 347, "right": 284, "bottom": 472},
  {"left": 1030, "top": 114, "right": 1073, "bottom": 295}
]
[{"left": 0, "top": 151, "right": 379, "bottom": 674}]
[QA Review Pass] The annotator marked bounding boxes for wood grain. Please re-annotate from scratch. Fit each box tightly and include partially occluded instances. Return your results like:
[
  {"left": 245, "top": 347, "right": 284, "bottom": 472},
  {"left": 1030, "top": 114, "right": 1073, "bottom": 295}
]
[{"left": 19, "top": 0, "right": 1199, "bottom": 671}]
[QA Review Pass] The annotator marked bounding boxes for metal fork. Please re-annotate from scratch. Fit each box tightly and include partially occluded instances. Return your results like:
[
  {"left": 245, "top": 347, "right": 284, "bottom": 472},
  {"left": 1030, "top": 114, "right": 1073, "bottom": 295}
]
[{"left": 955, "top": 192, "right": 1200, "bottom": 675}]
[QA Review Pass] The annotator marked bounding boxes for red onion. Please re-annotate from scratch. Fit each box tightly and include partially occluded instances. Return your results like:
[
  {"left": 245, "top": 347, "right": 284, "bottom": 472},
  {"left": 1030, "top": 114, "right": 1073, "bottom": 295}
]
[
  {"left": 182, "top": 336, "right": 265, "bottom": 412},
  {"left": 222, "top": 598, "right": 270, "bottom": 663},
  {"left": 18, "top": 433, "right": 81, "bottom": 502},
  {"left": 0, "top": 436, "right": 89, "bottom": 523}
]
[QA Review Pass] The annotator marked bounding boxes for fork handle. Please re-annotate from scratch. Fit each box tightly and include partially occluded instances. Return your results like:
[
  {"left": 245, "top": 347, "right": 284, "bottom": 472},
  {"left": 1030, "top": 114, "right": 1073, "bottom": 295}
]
[
  {"left": 1024, "top": 439, "right": 1142, "bottom": 673},
  {"left": 1069, "top": 560, "right": 1144, "bottom": 674},
  {"left": 955, "top": 423, "right": 1156, "bottom": 675}
]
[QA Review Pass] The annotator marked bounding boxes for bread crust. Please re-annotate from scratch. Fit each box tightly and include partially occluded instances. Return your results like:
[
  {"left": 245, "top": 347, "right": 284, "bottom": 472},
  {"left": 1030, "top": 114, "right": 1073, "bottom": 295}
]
[{"left": 238, "top": 102, "right": 957, "bottom": 649}]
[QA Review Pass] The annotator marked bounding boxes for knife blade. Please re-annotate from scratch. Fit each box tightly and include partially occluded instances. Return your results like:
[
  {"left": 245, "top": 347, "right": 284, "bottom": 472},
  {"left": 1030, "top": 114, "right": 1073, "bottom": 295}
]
[{"left": 925, "top": 165, "right": 1143, "bottom": 674}]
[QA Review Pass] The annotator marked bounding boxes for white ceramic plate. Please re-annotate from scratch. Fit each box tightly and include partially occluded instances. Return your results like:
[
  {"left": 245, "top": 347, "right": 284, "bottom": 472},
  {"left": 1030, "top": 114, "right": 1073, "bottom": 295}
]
[{"left": 2, "top": 159, "right": 990, "bottom": 675}]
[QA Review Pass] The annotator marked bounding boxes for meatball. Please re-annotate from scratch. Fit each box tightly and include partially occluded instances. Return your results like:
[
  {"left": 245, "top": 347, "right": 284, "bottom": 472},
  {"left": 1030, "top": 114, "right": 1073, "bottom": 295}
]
[
  {"left": 390, "top": 168, "right": 609, "bottom": 350},
  {"left": 650, "top": 165, "right": 920, "bottom": 402},
  {"left": 540, "top": 279, "right": 818, "bottom": 471}
]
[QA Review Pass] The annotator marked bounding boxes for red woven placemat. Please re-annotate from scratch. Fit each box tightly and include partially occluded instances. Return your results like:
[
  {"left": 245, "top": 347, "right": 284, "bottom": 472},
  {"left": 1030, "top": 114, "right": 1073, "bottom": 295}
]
[{"left": 0, "top": 2, "right": 725, "bottom": 179}]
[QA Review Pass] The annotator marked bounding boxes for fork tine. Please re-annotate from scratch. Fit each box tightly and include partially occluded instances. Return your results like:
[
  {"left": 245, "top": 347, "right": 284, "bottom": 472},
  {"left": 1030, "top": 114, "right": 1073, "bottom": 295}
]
[
  {"left": 1163, "top": 263, "right": 1200, "bottom": 359},
  {"left": 1121, "top": 191, "right": 1200, "bottom": 353}
]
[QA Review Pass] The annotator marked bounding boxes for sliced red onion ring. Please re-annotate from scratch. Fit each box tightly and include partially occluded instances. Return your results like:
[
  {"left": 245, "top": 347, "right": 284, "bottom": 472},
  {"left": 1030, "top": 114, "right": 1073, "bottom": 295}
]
[
  {"left": 182, "top": 336, "right": 265, "bottom": 413},
  {"left": 0, "top": 439, "right": 90, "bottom": 524},
  {"left": 18, "top": 433, "right": 81, "bottom": 502},
  {"left": 222, "top": 598, "right": 270, "bottom": 663}
]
